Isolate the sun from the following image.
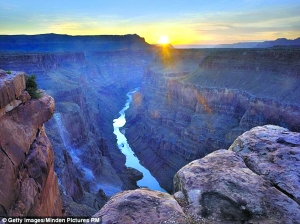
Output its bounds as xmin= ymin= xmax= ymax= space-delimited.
xmin=158 ymin=35 xmax=170 ymax=45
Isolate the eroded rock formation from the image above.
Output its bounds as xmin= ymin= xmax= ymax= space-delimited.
xmin=89 ymin=188 xmax=189 ymax=224
xmin=126 ymin=48 xmax=300 ymax=191
xmin=174 ymin=150 xmax=300 ymax=223
xmin=229 ymin=125 xmax=300 ymax=206
xmin=0 ymin=70 xmax=62 ymax=216
xmin=91 ymin=125 xmax=300 ymax=223
xmin=0 ymin=34 xmax=156 ymax=215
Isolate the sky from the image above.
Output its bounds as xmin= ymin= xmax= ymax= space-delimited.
xmin=0 ymin=0 xmax=299 ymax=46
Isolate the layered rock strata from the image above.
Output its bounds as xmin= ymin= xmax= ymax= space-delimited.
xmin=0 ymin=36 xmax=155 ymax=215
xmin=92 ymin=125 xmax=300 ymax=223
xmin=0 ymin=70 xmax=62 ymax=216
xmin=126 ymin=48 xmax=300 ymax=191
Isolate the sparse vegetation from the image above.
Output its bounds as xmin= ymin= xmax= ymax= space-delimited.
xmin=6 ymin=70 xmax=11 ymax=74
xmin=26 ymin=75 xmax=41 ymax=99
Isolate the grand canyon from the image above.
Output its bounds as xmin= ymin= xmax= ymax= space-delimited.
xmin=0 ymin=34 xmax=300 ymax=223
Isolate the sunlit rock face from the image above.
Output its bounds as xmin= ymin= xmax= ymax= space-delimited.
xmin=0 ymin=71 xmax=62 ymax=216
xmin=125 ymin=48 xmax=300 ymax=191
xmin=0 ymin=34 xmax=156 ymax=215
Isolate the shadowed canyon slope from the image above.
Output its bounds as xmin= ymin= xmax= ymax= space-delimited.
xmin=1 ymin=34 xmax=300 ymax=218
xmin=91 ymin=125 xmax=300 ymax=223
xmin=125 ymin=47 xmax=300 ymax=191
xmin=0 ymin=34 xmax=156 ymax=215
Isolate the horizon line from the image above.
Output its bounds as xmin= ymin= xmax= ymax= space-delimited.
xmin=1 ymin=33 xmax=299 ymax=49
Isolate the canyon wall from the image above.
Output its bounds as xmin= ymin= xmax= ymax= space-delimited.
xmin=2 ymin=34 xmax=299 ymax=217
xmin=90 ymin=125 xmax=300 ymax=223
xmin=0 ymin=34 xmax=155 ymax=215
xmin=0 ymin=70 xmax=62 ymax=216
xmin=125 ymin=48 xmax=300 ymax=191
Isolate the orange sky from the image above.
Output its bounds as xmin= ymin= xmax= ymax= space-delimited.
xmin=0 ymin=0 xmax=299 ymax=46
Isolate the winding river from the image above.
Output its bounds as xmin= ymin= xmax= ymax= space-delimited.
xmin=113 ymin=89 xmax=165 ymax=192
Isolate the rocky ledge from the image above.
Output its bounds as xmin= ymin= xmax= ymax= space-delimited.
xmin=0 ymin=70 xmax=62 ymax=216
xmin=91 ymin=125 xmax=300 ymax=223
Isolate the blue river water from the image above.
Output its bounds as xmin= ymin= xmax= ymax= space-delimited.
xmin=113 ymin=89 xmax=165 ymax=192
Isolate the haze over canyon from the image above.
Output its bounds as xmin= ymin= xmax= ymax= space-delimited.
xmin=0 ymin=34 xmax=300 ymax=223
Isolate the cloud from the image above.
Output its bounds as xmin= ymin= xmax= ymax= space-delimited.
xmin=0 ymin=1 xmax=299 ymax=44
xmin=0 ymin=2 xmax=19 ymax=10
xmin=180 ymin=5 xmax=300 ymax=43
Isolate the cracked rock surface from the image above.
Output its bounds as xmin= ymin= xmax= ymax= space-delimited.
xmin=174 ymin=149 xmax=300 ymax=223
xmin=90 ymin=125 xmax=300 ymax=223
xmin=229 ymin=125 xmax=300 ymax=207
xmin=89 ymin=188 xmax=188 ymax=224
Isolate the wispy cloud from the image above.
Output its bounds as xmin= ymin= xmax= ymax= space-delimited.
xmin=0 ymin=1 xmax=299 ymax=44
xmin=177 ymin=5 xmax=300 ymax=43
xmin=0 ymin=2 xmax=19 ymax=10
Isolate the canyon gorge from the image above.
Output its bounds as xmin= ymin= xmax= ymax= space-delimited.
xmin=0 ymin=34 xmax=300 ymax=222
xmin=125 ymin=47 xmax=300 ymax=191
xmin=0 ymin=34 xmax=156 ymax=216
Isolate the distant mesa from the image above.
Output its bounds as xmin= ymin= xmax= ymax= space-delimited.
xmin=0 ymin=33 xmax=151 ymax=52
xmin=153 ymin=43 xmax=174 ymax=49
xmin=216 ymin=37 xmax=300 ymax=48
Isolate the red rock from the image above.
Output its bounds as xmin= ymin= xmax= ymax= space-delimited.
xmin=10 ymin=127 xmax=62 ymax=216
xmin=0 ymin=73 xmax=62 ymax=217
xmin=0 ymin=93 xmax=55 ymax=166
xmin=0 ymin=70 xmax=26 ymax=109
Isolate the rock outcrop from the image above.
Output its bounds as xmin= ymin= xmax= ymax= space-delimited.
xmin=229 ymin=125 xmax=300 ymax=206
xmin=126 ymin=48 xmax=300 ymax=191
xmin=92 ymin=125 xmax=300 ymax=223
xmin=0 ymin=70 xmax=62 ymax=216
xmin=0 ymin=34 xmax=155 ymax=215
xmin=89 ymin=188 xmax=189 ymax=224
xmin=174 ymin=148 xmax=300 ymax=223
xmin=2 ymin=35 xmax=300 ymax=217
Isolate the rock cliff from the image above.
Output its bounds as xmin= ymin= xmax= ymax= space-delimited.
xmin=91 ymin=125 xmax=300 ymax=223
xmin=2 ymin=35 xmax=299 ymax=217
xmin=0 ymin=70 xmax=62 ymax=216
xmin=0 ymin=34 xmax=156 ymax=215
xmin=125 ymin=47 xmax=300 ymax=191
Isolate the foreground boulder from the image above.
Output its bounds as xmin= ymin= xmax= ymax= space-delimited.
xmin=229 ymin=125 xmax=300 ymax=205
xmin=90 ymin=125 xmax=299 ymax=223
xmin=174 ymin=125 xmax=300 ymax=223
xmin=89 ymin=188 xmax=189 ymax=223
xmin=174 ymin=149 xmax=300 ymax=223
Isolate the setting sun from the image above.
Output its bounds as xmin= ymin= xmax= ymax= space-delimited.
xmin=158 ymin=35 xmax=169 ymax=45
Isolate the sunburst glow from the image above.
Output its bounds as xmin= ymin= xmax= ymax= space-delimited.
xmin=158 ymin=35 xmax=170 ymax=45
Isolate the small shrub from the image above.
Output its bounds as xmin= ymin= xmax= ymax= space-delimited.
xmin=26 ymin=75 xmax=41 ymax=99
xmin=6 ymin=70 xmax=11 ymax=74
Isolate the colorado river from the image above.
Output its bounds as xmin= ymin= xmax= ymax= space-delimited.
xmin=113 ymin=89 xmax=165 ymax=192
